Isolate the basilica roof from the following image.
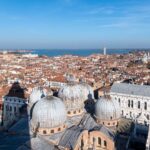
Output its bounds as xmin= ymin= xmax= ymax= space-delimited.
xmin=29 ymin=87 xmax=45 ymax=104
xmin=59 ymin=113 xmax=115 ymax=149
xmin=95 ymin=97 xmax=121 ymax=120
xmin=58 ymin=82 xmax=94 ymax=101
xmin=58 ymin=83 xmax=84 ymax=101
xmin=79 ymin=114 xmax=115 ymax=141
xmin=17 ymin=137 xmax=56 ymax=150
xmin=58 ymin=126 xmax=84 ymax=149
xmin=31 ymin=96 xmax=67 ymax=128
xmin=58 ymin=82 xmax=94 ymax=113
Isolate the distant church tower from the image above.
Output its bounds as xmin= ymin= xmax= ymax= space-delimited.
xmin=103 ymin=47 xmax=107 ymax=55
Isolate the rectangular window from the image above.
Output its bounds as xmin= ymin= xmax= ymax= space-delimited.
xmin=131 ymin=100 xmax=133 ymax=108
xmin=138 ymin=101 xmax=140 ymax=109
xmin=128 ymin=100 xmax=130 ymax=107
xmin=14 ymin=107 xmax=16 ymax=112
xmin=144 ymin=102 xmax=147 ymax=110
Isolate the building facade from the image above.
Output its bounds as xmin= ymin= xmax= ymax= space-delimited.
xmin=110 ymin=83 xmax=150 ymax=124
xmin=2 ymin=96 xmax=26 ymax=128
xmin=0 ymin=82 xmax=27 ymax=128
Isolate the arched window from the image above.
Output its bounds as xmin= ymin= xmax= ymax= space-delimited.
xmin=128 ymin=100 xmax=130 ymax=107
xmin=144 ymin=102 xmax=147 ymax=110
xmin=58 ymin=128 xmax=61 ymax=131
xmin=104 ymin=140 xmax=107 ymax=147
xmin=110 ymin=116 xmax=112 ymax=120
xmin=147 ymin=115 xmax=149 ymax=120
xmin=74 ymin=111 xmax=76 ymax=114
xmin=98 ymin=137 xmax=101 ymax=146
xmin=138 ymin=101 xmax=140 ymax=109
xmin=43 ymin=130 xmax=47 ymax=134
xmin=118 ymin=98 xmax=120 ymax=103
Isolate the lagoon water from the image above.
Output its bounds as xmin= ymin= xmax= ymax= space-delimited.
xmin=30 ymin=49 xmax=138 ymax=57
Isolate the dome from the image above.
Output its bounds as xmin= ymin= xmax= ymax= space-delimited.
xmin=29 ymin=87 xmax=45 ymax=104
xmin=58 ymin=82 xmax=94 ymax=115
xmin=79 ymin=82 xmax=94 ymax=100
xmin=31 ymin=96 xmax=67 ymax=129
xmin=95 ymin=97 xmax=120 ymax=120
xmin=58 ymin=83 xmax=83 ymax=109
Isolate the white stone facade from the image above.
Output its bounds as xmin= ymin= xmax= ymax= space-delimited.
xmin=45 ymin=81 xmax=66 ymax=88
xmin=110 ymin=93 xmax=150 ymax=120
xmin=2 ymin=96 xmax=26 ymax=128
xmin=110 ymin=83 xmax=150 ymax=124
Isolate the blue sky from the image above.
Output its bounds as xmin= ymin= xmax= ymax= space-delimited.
xmin=0 ymin=0 xmax=150 ymax=49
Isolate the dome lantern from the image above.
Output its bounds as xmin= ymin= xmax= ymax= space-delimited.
xmin=29 ymin=87 xmax=45 ymax=106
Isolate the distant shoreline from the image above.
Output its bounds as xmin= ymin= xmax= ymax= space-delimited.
xmin=0 ymin=48 xmax=150 ymax=51
xmin=0 ymin=49 xmax=150 ymax=57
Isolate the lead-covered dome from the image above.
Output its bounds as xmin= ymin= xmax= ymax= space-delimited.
xmin=29 ymin=87 xmax=45 ymax=105
xmin=95 ymin=97 xmax=120 ymax=127
xmin=31 ymin=96 xmax=67 ymax=135
xmin=79 ymin=82 xmax=94 ymax=100
xmin=58 ymin=82 xmax=94 ymax=116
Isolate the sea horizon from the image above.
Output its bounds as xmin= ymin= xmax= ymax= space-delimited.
xmin=0 ymin=48 xmax=150 ymax=57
